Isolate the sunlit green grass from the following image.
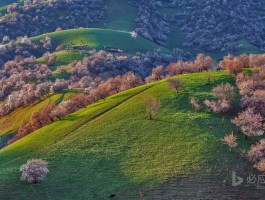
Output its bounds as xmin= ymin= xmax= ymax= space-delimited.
xmin=31 ymin=28 xmax=170 ymax=55
xmin=0 ymin=71 xmax=262 ymax=199
xmin=36 ymin=50 xmax=89 ymax=71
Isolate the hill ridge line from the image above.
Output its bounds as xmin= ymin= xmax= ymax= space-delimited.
xmin=29 ymin=28 xmax=132 ymax=39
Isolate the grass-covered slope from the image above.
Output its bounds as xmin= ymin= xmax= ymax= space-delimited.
xmin=31 ymin=28 xmax=170 ymax=54
xmin=0 ymin=71 xmax=264 ymax=199
xmin=36 ymin=50 xmax=88 ymax=71
xmin=32 ymin=28 xmax=170 ymax=71
xmin=0 ymin=91 xmax=77 ymax=148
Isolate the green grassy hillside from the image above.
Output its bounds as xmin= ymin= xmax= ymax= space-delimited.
xmin=31 ymin=28 xmax=170 ymax=54
xmin=36 ymin=50 xmax=89 ymax=77
xmin=0 ymin=71 xmax=264 ymax=199
xmin=31 ymin=28 xmax=170 ymax=70
xmin=31 ymin=28 xmax=171 ymax=72
xmin=36 ymin=50 xmax=88 ymax=71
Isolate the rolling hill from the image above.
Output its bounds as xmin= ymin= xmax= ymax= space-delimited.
xmin=31 ymin=28 xmax=170 ymax=54
xmin=0 ymin=71 xmax=263 ymax=199
xmin=1 ymin=1 xmax=265 ymax=199
xmin=32 ymin=28 xmax=171 ymax=72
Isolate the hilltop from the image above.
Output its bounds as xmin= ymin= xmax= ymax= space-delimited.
xmin=0 ymin=71 xmax=264 ymax=199
xmin=31 ymin=28 xmax=170 ymax=72
xmin=31 ymin=28 xmax=169 ymax=54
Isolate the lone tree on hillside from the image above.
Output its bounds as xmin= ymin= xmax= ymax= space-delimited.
xmin=168 ymin=77 xmax=183 ymax=93
xmin=20 ymin=159 xmax=49 ymax=184
xmin=145 ymin=97 xmax=161 ymax=120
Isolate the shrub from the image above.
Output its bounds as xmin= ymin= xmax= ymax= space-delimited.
xmin=212 ymin=83 xmax=236 ymax=102
xmin=222 ymin=132 xmax=238 ymax=148
xmin=204 ymin=99 xmax=231 ymax=113
xmin=20 ymin=159 xmax=49 ymax=184
xmin=190 ymin=97 xmax=201 ymax=111
xmin=204 ymin=83 xmax=236 ymax=113
xmin=232 ymin=108 xmax=264 ymax=137
xmin=254 ymin=159 xmax=265 ymax=172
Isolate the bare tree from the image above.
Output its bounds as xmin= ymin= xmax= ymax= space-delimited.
xmin=168 ymin=77 xmax=183 ymax=93
xmin=145 ymin=97 xmax=161 ymax=120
